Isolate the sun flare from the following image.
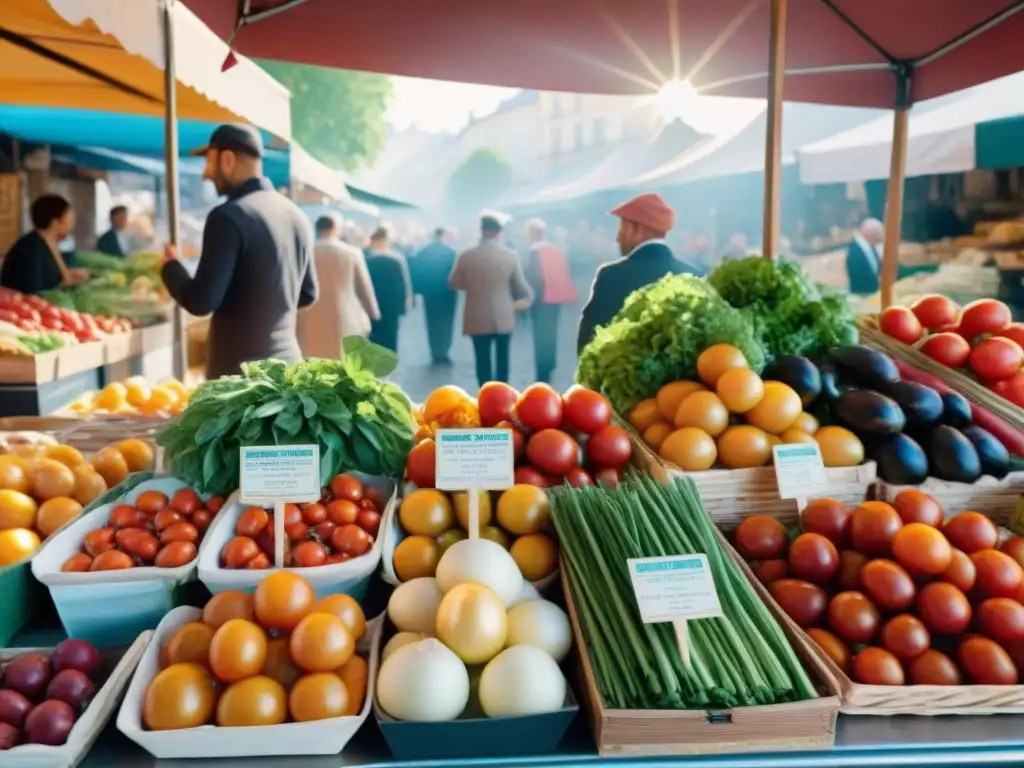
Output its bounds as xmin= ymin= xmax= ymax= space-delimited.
xmin=656 ymin=79 xmax=701 ymax=121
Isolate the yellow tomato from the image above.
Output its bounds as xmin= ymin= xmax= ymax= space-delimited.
xmin=627 ymin=399 xmax=663 ymax=432
xmin=399 ymin=489 xmax=454 ymax=536
xmin=659 ymin=428 xmax=717 ymax=471
xmin=655 ymin=381 xmax=706 ymax=422
xmin=496 ymin=484 xmax=549 ymax=535
xmin=673 ymin=391 xmax=730 ymax=437
xmin=716 ymin=425 xmax=773 ymax=469
xmin=510 ymin=533 xmax=559 ymax=581
xmin=744 ymin=381 xmax=803 ymax=435
xmin=0 ymin=489 xmax=37 ymax=530
xmin=697 ymin=345 xmax=749 ymax=387
xmin=0 ymin=528 xmax=40 ymax=565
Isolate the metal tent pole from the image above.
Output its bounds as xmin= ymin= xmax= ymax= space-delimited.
xmin=761 ymin=0 xmax=788 ymax=259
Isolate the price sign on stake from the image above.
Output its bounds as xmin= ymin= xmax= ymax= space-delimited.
xmin=772 ymin=442 xmax=829 ymax=511
xmin=435 ymin=429 xmax=516 ymax=538
xmin=240 ymin=445 xmax=321 ymax=568
xmin=628 ymin=554 xmax=723 ymax=672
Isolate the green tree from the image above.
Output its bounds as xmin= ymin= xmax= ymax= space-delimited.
xmin=258 ymin=61 xmax=392 ymax=171
xmin=444 ymin=147 xmax=514 ymax=213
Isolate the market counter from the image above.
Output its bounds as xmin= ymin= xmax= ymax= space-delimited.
xmin=80 ymin=715 xmax=1024 ymax=767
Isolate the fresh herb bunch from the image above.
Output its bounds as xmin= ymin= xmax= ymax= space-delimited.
xmin=576 ymin=274 xmax=764 ymax=414
xmin=158 ymin=338 xmax=417 ymax=494
xmin=708 ymin=256 xmax=858 ymax=364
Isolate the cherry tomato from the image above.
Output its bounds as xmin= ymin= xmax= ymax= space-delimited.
xmin=976 ymin=597 xmax=1024 ymax=644
xmin=254 ymin=571 xmax=315 ymax=632
xmin=735 ymin=515 xmax=788 ymax=560
xmin=236 ymin=507 xmax=269 ymax=538
xmin=61 ymin=553 xmax=93 ymax=572
xmin=859 ymin=559 xmax=916 ymax=612
xmin=958 ymin=298 xmax=1012 ymax=343
xmin=356 ymin=509 xmax=381 ymax=537
xmin=108 ymin=504 xmax=142 ymax=529
xmin=115 ymin=527 xmax=160 ymax=562
xmin=206 ymin=495 xmax=226 ymax=514
xmin=769 ymin=579 xmax=827 ymax=627
xmin=594 ymin=467 xmax=622 ymax=488
xmin=957 ymin=636 xmax=1018 ymax=685
xmin=943 ymin=513 xmax=997 ymax=554
xmin=331 ymin=524 xmax=373 ymax=557
xmin=83 ymin=527 xmax=116 ymax=557
xmin=91 ymin=550 xmax=134 ymax=570
xmin=170 ymin=488 xmax=202 ymax=516
xmin=358 ymin=498 xmax=378 ymax=511
xmin=246 ymin=553 xmax=272 ymax=569
xmin=908 ymin=649 xmax=962 ymax=685
xmin=515 ymin=383 xmax=563 ymax=431
xmin=326 ymin=499 xmax=359 ymax=526
xmin=806 ymin=628 xmax=851 ymax=673
xmin=920 ymin=332 xmax=971 ymax=369
xmin=155 ymin=541 xmax=197 ymax=568
xmin=160 ymin=521 xmax=199 ymax=545
xmin=788 ymin=533 xmax=839 ymax=584
xmin=753 ymin=559 xmax=789 ymax=586
xmin=282 ymin=503 xmax=308 ymax=540
xmin=154 ymin=509 xmax=185 ymax=532
xmin=292 ymin=540 xmax=328 ymax=568
xmin=971 ymin=549 xmax=1024 ymax=598
xmin=526 ymin=429 xmax=579 ymax=475
xmin=202 ymin=590 xmax=255 ymax=629
xmin=209 ymin=619 xmax=268 ymax=683
xmin=325 ymin=553 xmax=351 ymax=565
xmin=891 ymin=523 xmax=952 ymax=576
xmin=1002 ymin=536 xmax=1024 ymax=568
xmin=853 ymin=647 xmax=905 ymax=685
xmin=799 ymin=498 xmax=852 ymax=547
xmin=992 ymin=369 xmax=1024 ymax=408
xmin=891 ymin=490 xmax=943 ymax=527
xmin=995 ymin=322 xmax=1024 ymax=349
xmin=880 ymin=306 xmax=924 ymax=345
xmin=561 ymin=387 xmax=612 ymax=435
xmin=496 ymin=420 xmax=526 ymax=460
xmin=850 ymin=502 xmax=903 ymax=556
xmin=938 ymin=547 xmax=976 ymax=593
xmin=301 ymin=502 xmax=327 ymax=526
xmin=586 ymin=425 xmax=632 ymax=469
xmin=880 ymin=614 xmax=930 ymax=661
xmin=405 ymin=439 xmax=436 ymax=488
xmin=222 ymin=536 xmax=261 ymax=568
xmin=917 ymin=582 xmax=972 ymax=634
xmin=912 ymin=295 xmax=960 ymax=330
xmin=135 ymin=490 xmax=169 ymax=516
xmin=838 ymin=550 xmax=867 ymax=590
xmin=564 ymin=467 xmax=593 ymax=488
xmin=828 ymin=592 xmax=881 ymax=645
xmin=514 ymin=465 xmax=552 ymax=487
xmin=329 ymin=474 xmax=364 ymax=502
xmin=192 ymin=509 xmax=212 ymax=532
xmin=969 ymin=336 xmax=1023 ymax=383
xmin=312 ymin=521 xmax=337 ymax=543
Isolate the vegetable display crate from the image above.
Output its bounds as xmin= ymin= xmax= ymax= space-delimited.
xmin=0 ymin=342 xmax=105 ymax=386
xmin=3 ymin=633 xmax=150 ymax=768
xmin=116 ymin=606 xmax=380 ymax=759
xmin=876 ymin=473 xmax=1024 ymax=522
xmin=716 ymin=501 xmax=1024 ymax=716
xmin=560 ymin=561 xmax=841 ymax=757
xmin=0 ymin=369 xmax=103 ymax=418
xmin=0 ymin=472 xmax=154 ymax=647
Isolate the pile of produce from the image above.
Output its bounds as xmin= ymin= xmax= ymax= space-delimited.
xmin=549 ymin=475 xmax=818 ymax=708
xmin=393 ymin=485 xmax=558 ymax=584
xmin=220 ymin=473 xmax=382 ymax=569
xmin=0 ymin=287 xmax=132 ymax=350
xmin=629 ymin=344 xmax=855 ymax=470
xmin=66 ymin=377 xmax=192 ymax=417
xmin=377 ymin=548 xmax=570 ymax=721
xmin=41 ymin=252 xmax=166 ymax=327
xmin=0 ymin=437 xmax=156 ymax=566
xmin=143 ymin=574 xmax=369 ymax=729
xmin=160 ymin=340 xmax=417 ymax=495
xmin=738 ymin=491 xmax=1023 ymax=685
xmin=60 ymin=487 xmax=223 ymax=573
xmin=408 ymin=383 xmax=632 ymax=490
xmin=880 ymin=296 xmax=1024 ymax=408
xmin=71 ymin=252 xmax=162 ymax=286
xmin=0 ymin=639 xmax=104 ymax=749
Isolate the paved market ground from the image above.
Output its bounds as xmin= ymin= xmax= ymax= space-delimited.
xmin=391 ymin=278 xmax=589 ymax=402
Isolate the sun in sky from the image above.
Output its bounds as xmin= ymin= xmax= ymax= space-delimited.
xmin=387 ymin=76 xmax=519 ymax=132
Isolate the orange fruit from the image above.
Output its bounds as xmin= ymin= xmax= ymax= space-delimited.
xmin=124 ymin=377 xmax=152 ymax=408
xmin=261 ymin=637 xmax=302 ymax=690
xmin=143 ymin=663 xmax=216 ymax=731
xmin=71 ymin=465 xmax=107 ymax=506
xmin=216 ymin=676 xmax=287 ymax=727
xmin=509 ymin=533 xmax=559 ymax=581
xmin=659 ymin=428 xmax=717 ymax=471
xmin=290 ymin=613 xmax=355 ymax=672
xmin=655 ymin=381 xmax=706 ymax=422
xmin=744 ymin=381 xmax=803 ymax=435
xmin=162 ymin=621 xmax=215 ymax=669
xmin=716 ymin=425 xmax=773 ymax=469
xmin=0 ymin=489 xmax=37 ymax=530
xmin=254 ymin=571 xmax=315 ymax=632
xmin=0 ymin=528 xmax=40 ymax=565
xmin=43 ymin=444 xmax=85 ymax=470
xmin=288 ymin=672 xmax=349 ymax=722
xmin=496 ymin=484 xmax=549 ymax=535
xmin=161 ymin=379 xmax=188 ymax=399
xmin=716 ymin=368 xmax=765 ymax=414
xmin=29 ymin=459 xmax=76 ymax=500
xmin=697 ymin=345 xmax=749 ymax=387
xmin=642 ymin=422 xmax=674 ymax=451
xmin=209 ymin=619 xmax=268 ymax=683
xmin=148 ymin=386 xmax=180 ymax=412
xmin=114 ymin=439 xmax=155 ymax=473
xmin=393 ymin=535 xmax=441 ymax=581
xmin=94 ymin=382 xmax=128 ymax=412
xmin=203 ymin=590 xmax=256 ymax=629
xmin=673 ymin=391 xmax=730 ymax=436
xmin=780 ymin=428 xmax=816 ymax=446
xmin=312 ymin=594 xmax=367 ymax=641
xmin=423 ymin=385 xmax=472 ymax=423
xmin=0 ymin=456 xmax=30 ymax=494
xmin=35 ymin=497 xmax=83 ymax=538
xmin=627 ymin=399 xmax=663 ymax=432
xmin=399 ymin=489 xmax=454 ymax=536
xmin=91 ymin=447 xmax=130 ymax=488
xmin=336 ymin=655 xmax=368 ymax=715
xmin=795 ymin=412 xmax=820 ymax=434
xmin=815 ymin=426 xmax=865 ymax=468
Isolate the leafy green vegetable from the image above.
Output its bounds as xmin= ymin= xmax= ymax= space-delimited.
xmin=158 ymin=338 xmax=417 ymax=494
xmin=18 ymin=333 xmax=64 ymax=353
xmin=708 ymin=256 xmax=858 ymax=365
xmin=576 ymin=274 xmax=764 ymax=414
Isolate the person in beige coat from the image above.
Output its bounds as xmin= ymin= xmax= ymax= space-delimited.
xmin=449 ymin=213 xmax=533 ymax=385
xmin=301 ymin=214 xmax=380 ymax=359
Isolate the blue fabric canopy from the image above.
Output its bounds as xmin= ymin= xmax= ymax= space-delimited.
xmin=51 ymin=146 xmax=205 ymax=177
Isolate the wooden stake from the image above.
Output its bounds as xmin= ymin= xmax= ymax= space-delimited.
xmin=761 ymin=0 xmax=788 ymax=260
xmin=273 ymin=499 xmax=285 ymax=568
xmin=880 ymin=105 xmax=910 ymax=309
xmin=467 ymin=487 xmax=480 ymax=539
xmin=673 ymin=619 xmax=692 ymax=672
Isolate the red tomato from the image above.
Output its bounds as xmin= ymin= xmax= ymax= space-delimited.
xmin=860 ymin=559 xmax=916 ymax=612
xmin=917 ymin=582 xmax=972 ymax=634
xmin=919 ymin=332 xmax=972 ymax=369
xmin=838 ymin=550 xmax=867 ymax=590
xmin=891 ymin=523 xmax=952 ymax=576
xmin=495 ymin=421 xmax=525 ymax=460
xmin=586 ymin=425 xmax=632 ymax=469
xmin=514 ymin=465 xmax=551 ymax=487
xmin=880 ymin=614 xmax=930 ymax=661
xmin=943 ymin=512 xmax=998 ymax=554
xmin=969 ymin=336 xmax=1023 ymax=383
xmin=593 ymin=467 xmax=621 ymax=488
xmin=992 ymin=369 xmax=1024 ymax=407
xmin=329 ymin=474 xmax=364 ymax=503
xmin=938 ymin=548 xmax=976 ymax=593
xmin=806 ymin=628 xmax=851 ymax=673
xmin=976 ymin=598 xmax=1024 ymax=644
xmin=769 ymin=579 xmax=827 ymax=627
xmin=753 ymin=559 xmax=789 ymax=586
xmin=356 ymin=508 xmax=381 ymax=537
xmin=959 ymin=298 xmax=1012 ymax=343
xmin=292 ymin=540 xmax=327 ymax=568
xmin=787 ymin=533 xmax=839 ymax=584
xmin=880 ymin=306 xmax=924 ymax=345
xmin=911 ymin=295 xmax=960 ymax=330
xmin=970 ymin=549 xmax=1024 ymax=598
xmin=828 ymin=592 xmax=881 ymax=645
xmin=514 ymin=383 xmax=563 ymax=431
xmin=735 ymin=515 xmax=788 ymax=560
xmin=326 ymin=499 xmax=359 ymax=526
xmin=995 ymin=322 xmax=1024 ymax=349
xmin=564 ymin=467 xmax=593 ymax=487
xmin=1001 ymin=536 xmax=1024 ymax=568
xmin=891 ymin=489 xmax=943 ymax=527
xmin=853 ymin=647 xmax=905 ymax=685
xmin=477 ymin=382 xmax=519 ymax=427
xmin=331 ymin=524 xmax=373 ymax=557
xmin=525 ymin=429 xmax=580 ymax=475
xmin=908 ymin=649 xmax=962 ymax=685
xmin=850 ymin=502 xmax=903 ymax=556
xmin=957 ymin=636 xmax=1018 ymax=685
xmin=561 ymin=387 xmax=612 ymax=435
xmin=799 ymin=498 xmax=852 ymax=547
xmin=300 ymin=503 xmax=327 ymax=527
xmin=405 ymin=439 xmax=436 ymax=489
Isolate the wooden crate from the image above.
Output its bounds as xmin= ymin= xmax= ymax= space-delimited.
xmin=0 ymin=341 xmax=105 ymax=385
xmin=876 ymin=473 xmax=1024 ymax=524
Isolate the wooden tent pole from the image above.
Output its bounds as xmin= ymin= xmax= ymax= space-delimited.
xmin=880 ymin=66 xmax=912 ymax=309
xmin=761 ymin=0 xmax=787 ymax=260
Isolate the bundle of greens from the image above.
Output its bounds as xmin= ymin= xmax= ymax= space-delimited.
xmin=74 ymin=251 xmax=162 ymax=283
xmin=549 ymin=474 xmax=818 ymax=710
xmin=41 ymin=276 xmax=164 ymax=326
xmin=576 ymin=274 xmax=764 ymax=414
xmin=708 ymin=256 xmax=858 ymax=365
xmin=158 ymin=338 xmax=417 ymax=495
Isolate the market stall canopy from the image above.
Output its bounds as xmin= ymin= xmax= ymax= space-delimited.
xmin=289 ymin=144 xmax=354 ymax=205
xmin=181 ymin=0 xmax=1024 ymax=107
xmin=797 ymin=72 xmax=1024 ymax=184
xmin=51 ymin=146 xmax=205 ymax=177
xmin=3 ymin=0 xmax=290 ymax=140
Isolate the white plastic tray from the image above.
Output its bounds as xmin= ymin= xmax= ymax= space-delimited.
xmin=3 ymin=633 xmax=150 ymax=768
xmin=116 ymin=606 xmax=382 ymax=758
xmin=197 ymin=473 xmax=395 ymax=600
xmin=30 ymin=477 xmax=227 ymax=645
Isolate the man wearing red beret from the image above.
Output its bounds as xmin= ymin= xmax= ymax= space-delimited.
xmin=577 ymin=192 xmax=702 ymax=352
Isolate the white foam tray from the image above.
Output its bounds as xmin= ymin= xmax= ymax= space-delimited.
xmin=2 ymin=632 xmax=151 ymax=768
xmin=116 ymin=606 xmax=381 ymax=758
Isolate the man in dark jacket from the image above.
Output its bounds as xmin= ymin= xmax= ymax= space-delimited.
xmin=96 ymin=205 xmax=129 ymax=257
xmin=365 ymin=226 xmax=412 ymax=354
xmin=160 ymin=124 xmax=317 ymax=379
xmin=413 ymin=227 xmax=457 ymax=364
xmin=577 ymin=193 xmax=698 ymax=353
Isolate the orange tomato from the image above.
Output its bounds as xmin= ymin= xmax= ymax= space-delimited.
xmin=288 ymin=672 xmax=349 ymax=722
xmin=61 ymin=552 xmax=93 ymax=572
xmin=336 ymin=655 xmax=368 ymax=715
xmin=91 ymin=550 xmax=134 ymax=570
xmin=91 ymin=448 xmax=129 ymax=489
xmin=114 ymin=439 xmax=155 ymax=473
xmin=290 ymin=613 xmax=355 ymax=672
xmin=36 ymin=497 xmax=83 ymax=538
xmin=115 ymin=527 xmax=160 ymax=562
xmin=162 ymin=622 xmax=215 ymax=669
xmin=254 ymin=571 xmax=315 ymax=632
xmin=135 ymin=490 xmax=169 ymax=515
xmin=222 ymin=536 xmax=260 ymax=568
xmin=209 ymin=619 xmax=268 ymax=683
xmin=170 ymin=488 xmax=202 ymax=516
xmin=143 ymin=663 xmax=216 ymax=730
xmin=109 ymin=504 xmax=144 ymax=529
xmin=236 ymin=507 xmax=269 ymax=538
xmin=0 ymin=488 xmax=38 ymax=530
xmin=160 ymin=521 xmax=199 ymax=545
xmin=216 ymin=676 xmax=287 ymax=727
xmin=71 ymin=465 xmax=107 ymax=506
xmin=0 ymin=528 xmax=40 ymax=566
xmin=202 ymin=590 xmax=255 ymax=629
xmin=292 ymin=540 xmax=327 ymax=568
xmin=261 ymin=637 xmax=302 ymax=690
xmin=43 ymin=444 xmax=85 ymax=470
xmin=155 ymin=541 xmax=197 ymax=568
xmin=313 ymin=594 xmax=366 ymax=641
xmin=29 ymin=459 xmax=76 ymax=500
xmin=0 ymin=455 xmax=31 ymax=494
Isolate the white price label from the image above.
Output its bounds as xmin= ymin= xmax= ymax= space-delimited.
xmin=627 ymin=554 xmax=723 ymax=623
xmin=435 ymin=429 xmax=516 ymax=490
xmin=772 ymin=442 xmax=829 ymax=501
xmin=239 ymin=445 xmax=321 ymax=504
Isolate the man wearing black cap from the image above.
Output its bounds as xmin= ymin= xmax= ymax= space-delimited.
xmin=160 ymin=123 xmax=318 ymax=379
